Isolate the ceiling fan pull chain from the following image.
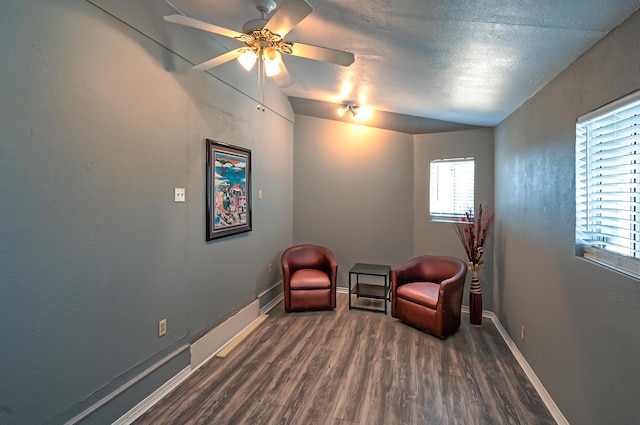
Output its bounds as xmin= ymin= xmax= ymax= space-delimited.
xmin=261 ymin=53 xmax=265 ymax=111
xmin=257 ymin=52 xmax=265 ymax=112
xmin=256 ymin=55 xmax=261 ymax=110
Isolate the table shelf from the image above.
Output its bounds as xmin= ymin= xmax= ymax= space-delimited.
xmin=352 ymin=283 xmax=387 ymax=299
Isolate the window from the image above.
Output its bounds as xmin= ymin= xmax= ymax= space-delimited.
xmin=430 ymin=158 xmax=474 ymax=222
xmin=576 ymin=90 xmax=640 ymax=279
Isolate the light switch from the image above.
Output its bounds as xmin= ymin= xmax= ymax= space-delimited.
xmin=258 ymin=189 xmax=263 ymax=200
xmin=174 ymin=188 xmax=185 ymax=203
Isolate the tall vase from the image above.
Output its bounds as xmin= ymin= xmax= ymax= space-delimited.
xmin=469 ymin=262 xmax=482 ymax=326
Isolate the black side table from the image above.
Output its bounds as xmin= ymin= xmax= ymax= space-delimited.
xmin=348 ymin=263 xmax=391 ymax=314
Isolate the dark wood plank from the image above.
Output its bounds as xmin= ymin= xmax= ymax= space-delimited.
xmin=134 ymin=293 xmax=557 ymax=425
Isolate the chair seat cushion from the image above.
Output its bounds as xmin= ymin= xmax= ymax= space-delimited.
xmin=290 ymin=269 xmax=331 ymax=290
xmin=396 ymin=282 xmax=439 ymax=309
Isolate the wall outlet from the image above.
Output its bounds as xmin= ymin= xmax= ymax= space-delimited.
xmin=174 ymin=188 xmax=185 ymax=203
xmin=268 ymin=263 xmax=272 ymax=273
xmin=159 ymin=319 xmax=167 ymax=337
xmin=520 ymin=325 xmax=525 ymax=341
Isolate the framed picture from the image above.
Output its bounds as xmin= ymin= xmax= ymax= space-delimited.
xmin=206 ymin=139 xmax=252 ymax=241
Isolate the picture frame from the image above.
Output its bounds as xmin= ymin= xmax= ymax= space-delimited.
xmin=206 ymin=139 xmax=252 ymax=241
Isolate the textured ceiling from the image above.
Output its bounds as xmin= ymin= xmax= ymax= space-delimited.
xmin=96 ymin=0 xmax=640 ymax=133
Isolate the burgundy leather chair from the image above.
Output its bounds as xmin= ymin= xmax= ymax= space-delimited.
xmin=281 ymin=244 xmax=338 ymax=312
xmin=391 ymin=255 xmax=467 ymax=338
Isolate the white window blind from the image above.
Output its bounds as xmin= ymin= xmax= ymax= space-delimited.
xmin=576 ymin=90 xmax=640 ymax=279
xmin=430 ymin=158 xmax=474 ymax=222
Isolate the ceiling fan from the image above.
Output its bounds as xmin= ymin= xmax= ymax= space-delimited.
xmin=164 ymin=0 xmax=355 ymax=88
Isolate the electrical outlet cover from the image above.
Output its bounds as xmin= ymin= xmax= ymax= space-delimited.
xmin=174 ymin=188 xmax=185 ymax=203
xmin=159 ymin=319 xmax=167 ymax=336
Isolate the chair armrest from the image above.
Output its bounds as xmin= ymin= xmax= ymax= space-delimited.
xmin=438 ymin=270 xmax=466 ymax=297
xmin=319 ymin=251 xmax=339 ymax=288
xmin=437 ymin=263 xmax=467 ymax=314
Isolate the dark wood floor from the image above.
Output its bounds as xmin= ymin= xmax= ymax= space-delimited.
xmin=134 ymin=294 xmax=555 ymax=425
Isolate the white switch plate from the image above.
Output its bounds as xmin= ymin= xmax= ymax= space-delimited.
xmin=174 ymin=188 xmax=185 ymax=203
xmin=258 ymin=189 xmax=263 ymax=199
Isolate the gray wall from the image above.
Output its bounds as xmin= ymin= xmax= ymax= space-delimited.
xmin=413 ymin=128 xmax=495 ymax=309
xmin=495 ymin=9 xmax=640 ymax=425
xmin=293 ymin=115 xmax=414 ymax=285
xmin=5 ymin=1 xmax=640 ymax=424
xmin=0 ymin=1 xmax=293 ymax=424
xmin=292 ymin=117 xmax=494 ymax=304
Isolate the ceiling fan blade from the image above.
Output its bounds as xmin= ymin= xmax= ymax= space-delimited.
xmin=272 ymin=61 xmax=294 ymax=88
xmin=289 ymin=42 xmax=355 ymax=67
xmin=265 ymin=0 xmax=313 ymax=37
xmin=193 ymin=49 xmax=245 ymax=71
xmin=164 ymin=14 xmax=244 ymax=39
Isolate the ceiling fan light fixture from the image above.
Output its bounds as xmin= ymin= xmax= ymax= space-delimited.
xmin=264 ymin=58 xmax=282 ymax=77
xmin=163 ymin=0 xmax=354 ymax=111
xmin=263 ymin=46 xmax=282 ymax=77
xmin=238 ymin=50 xmax=258 ymax=71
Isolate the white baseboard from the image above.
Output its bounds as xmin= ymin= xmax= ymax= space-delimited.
xmin=215 ymin=314 xmax=269 ymax=358
xmin=111 ymin=366 xmax=191 ymax=425
xmin=190 ymin=299 xmax=260 ymax=370
xmin=114 ymin=297 xmax=267 ymax=425
xmin=64 ymin=345 xmax=189 ymax=425
xmin=260 ymin=280 xmax=284 ymax=314
xmin=461 ymin=304 xmax=488 ymax=316
xmin=480 ymin=309 xmax=570 ymax=425
xmin=261 ymin=292 xmax=283 ymax=314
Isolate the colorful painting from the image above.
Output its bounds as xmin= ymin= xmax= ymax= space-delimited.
xmin=206 ymin=139 xmax=252 ymax=240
